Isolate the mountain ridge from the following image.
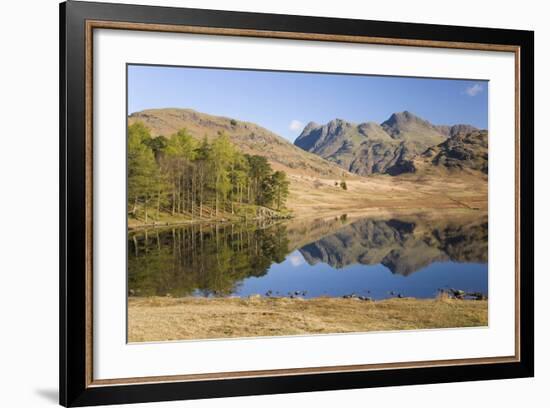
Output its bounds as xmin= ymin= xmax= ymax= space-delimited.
xmin=129 ymin=108 xmax=487 ymax=179
xmin=294 ymin=111 xmax=484 ymax=176
xmin=128 ymin=108 xmax=348 ymax=178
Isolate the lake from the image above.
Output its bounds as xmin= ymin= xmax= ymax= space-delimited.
xmin=128 ymin=214 xmax=488 ymax=300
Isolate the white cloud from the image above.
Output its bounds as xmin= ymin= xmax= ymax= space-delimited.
xmin=289 ymin=119 xmax=304 ymax=132
xmin=464 ymin=83 xmax=484 ymax=97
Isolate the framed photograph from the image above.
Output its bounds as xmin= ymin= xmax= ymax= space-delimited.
xmin=60 ymin=1 xmax=534 ymax=406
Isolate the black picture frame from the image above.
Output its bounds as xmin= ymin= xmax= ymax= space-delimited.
xmin=60 ymin=1 xmax=534 ymax=406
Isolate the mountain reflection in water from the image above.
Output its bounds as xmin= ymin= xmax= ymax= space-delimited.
xmin=128 ymin=214 xmax=488 ymax=300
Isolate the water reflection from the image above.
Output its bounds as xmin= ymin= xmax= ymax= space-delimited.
xmin=298 ymin=217 xmax=487 ymax=275
xmin=128 ymin=214 xmax=488 ymax=299
xmin=128 ymin=222 xmax=289 ymax=297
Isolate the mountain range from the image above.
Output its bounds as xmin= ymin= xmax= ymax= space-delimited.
xmin=294 ymin=111 xmax=486 ymax=176
xmin=422 ymin=129 xmax=488 ymax=174
xmin=129 ymin=108 xmax=487 ymax=178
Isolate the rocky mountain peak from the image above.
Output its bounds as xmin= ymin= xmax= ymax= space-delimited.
xmin=302 ymin=121 xmax=319 ymax=132
xmin=294 ymin=111 xmax=483 ymax=177
xmin=382 ymin=111 xmax=433 ymax=133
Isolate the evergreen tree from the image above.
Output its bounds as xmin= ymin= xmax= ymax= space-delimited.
xmin=164 ymin=128 xmax=197 ymax=215
xmin=246 ymin=155 xmax=272 ymax=206
xmin=270 ymin=171 xmax=290 ymax=210
xmin=127 ymin=122 xmax=160 ymax=222
xmin=127 ymin=122 xmax=291 ymax=223
xmin=210 ymin=132 xmax=234 ymax=215
xmin=195 ymin=136 xmax=211 ymax=218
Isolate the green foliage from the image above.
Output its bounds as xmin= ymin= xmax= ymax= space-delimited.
xmin=127 ymin=121 xmax=290 ymax=223
xmin=166 ymin=128 xmax=197 ymax=159
xmin=145 ymin=135 xmax=168 ymax=162
xmin=269 ymin=171 xmax=290 ymax=210
xmin=128 ymin=123 xmax=161 ymax=222
xmin=246 ymin=154 xmax=272 ymax=206
xmin=211 ymin=132 xmax=234 ymax=214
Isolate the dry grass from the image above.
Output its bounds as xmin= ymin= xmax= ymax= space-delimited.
xmin=285 ymin=170 xmax=487 ymax=219
xmin=128 ymin=296 xmax=488 ymax=342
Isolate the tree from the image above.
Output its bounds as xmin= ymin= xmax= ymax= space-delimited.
xmin=229 ymin=151 xmax=249 ymax=212
xmin=194 ymin=136 xmax=211 ymax=218
xmin=210 ymin=132 xmax=234 ymax=215
xmin=146 ymin=135 xmax=168 ymax=162
xmin=164 ymin=128 xmax=197 ymax=216
xmin=127 ymin=122 xmax=292 ymax=224
xmin=340 ymin=180 xmax=348 ymax=190
xmin=270 ymin=171 xmax=290 ymax=210
xmin=127 ymin=122 xmax=160 ymax=222
xmin=246 ymin=155 xmax=272 ymax=206
xmin=144 ymin=135 xmax=170 ymax=218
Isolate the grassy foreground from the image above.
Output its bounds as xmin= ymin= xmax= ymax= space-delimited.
xmin=128 ymin=296 xmax=488 ymax=342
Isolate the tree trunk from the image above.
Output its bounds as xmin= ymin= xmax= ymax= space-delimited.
xmin=132 ymin=197 xmax=138 ymax=216
xmin=144 ymin=193 xmax=148 ymax=223
xmin=191 ymin=173 xmax=195 ymax=220
xmin=199 ymin=184 xmax=203 ymax=218
xmin=177 ymin=176 xmax=181 ymax=214
xmin=216 ymin=177 xmax=219 ymax=217
xmin=132 ymin=235 xmax=138 ymax=257
xmin=171 ymin=187 xmax=176 ymax=216
xmin=156 ymin=188 xmax=161 ymax=219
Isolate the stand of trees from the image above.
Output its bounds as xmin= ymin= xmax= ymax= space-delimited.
xmin=128 ymin=122 xmax=290 ymax=222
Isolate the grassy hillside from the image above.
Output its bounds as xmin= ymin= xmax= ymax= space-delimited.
xmin=129 ymin=108 xmax=348 ymax=178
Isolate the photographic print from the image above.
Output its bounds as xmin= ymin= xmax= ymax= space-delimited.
xmin=126 ymin=65 xmax=489 ymax=343
xmin=60 ymin=4 xmax=533 ymax=404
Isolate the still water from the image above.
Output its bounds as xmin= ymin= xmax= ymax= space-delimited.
xmin=128 ymin=215 xmax=488 ymax=300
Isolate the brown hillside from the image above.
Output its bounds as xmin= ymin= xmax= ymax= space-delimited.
xmin=128 ymin=108 xmax=348 ymax=178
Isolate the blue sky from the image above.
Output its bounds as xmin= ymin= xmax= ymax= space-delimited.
xmin=128 ymin=64 xmax=488 ymax=142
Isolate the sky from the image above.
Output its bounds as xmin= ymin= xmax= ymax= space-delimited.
xmin=128 ymin=64 xmax=488 ymax=142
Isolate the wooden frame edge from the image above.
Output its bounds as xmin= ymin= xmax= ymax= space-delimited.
xmin=80 ymin=17 xmax=525 ymax=391
xmin=85 ymin=18 xmax=94 ymax=389
xmin=514 ymin=46 xmax=522 ymax=361
xmin=88 ymin=355 xmax=519 ymax=387
xmin=87 ymin=19 xmax=520 ymax=52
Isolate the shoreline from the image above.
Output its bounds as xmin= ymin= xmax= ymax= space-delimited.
xmin=128 ymin=206 xmax=486 ymax=232
xmin=128 ymin=208 xmax=292 ymax=231
xmin=128 ymin=169 xmax=487 ymax=231
xmin=128 ymin=296 xmax=488 ymax=342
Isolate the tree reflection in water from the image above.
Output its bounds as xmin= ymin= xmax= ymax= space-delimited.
xmin=128 ymin=214 xmax=487 ymax=298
